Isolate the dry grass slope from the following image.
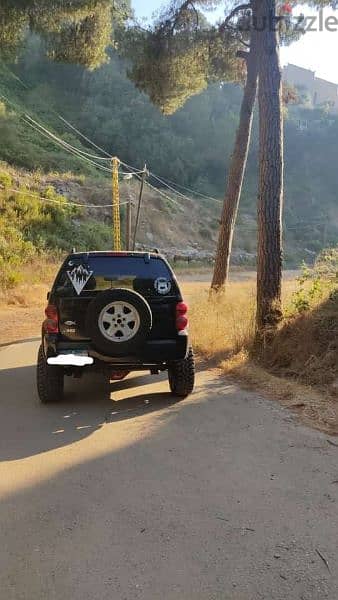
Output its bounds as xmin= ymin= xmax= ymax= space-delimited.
xmin=261 ymin=291 xmax=338 ymax=389
xmin=188 ymin=278 xmax=298 ymax=361
xmin=188 ymin=276 xmax=338 ymax=434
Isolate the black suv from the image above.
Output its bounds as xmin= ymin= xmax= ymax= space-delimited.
xmin=37 ymin=251 xmax=195 ymax=403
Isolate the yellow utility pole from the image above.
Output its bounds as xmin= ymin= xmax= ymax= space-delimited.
xmin=112 ymin=156 xmax=121 ymax=250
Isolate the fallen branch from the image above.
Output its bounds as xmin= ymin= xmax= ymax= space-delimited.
xmin=315 ymin=548 xmax=330 ymax=573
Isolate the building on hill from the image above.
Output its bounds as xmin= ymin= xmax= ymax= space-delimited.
xmin=283 ymin=64 xmax=338 ymax=113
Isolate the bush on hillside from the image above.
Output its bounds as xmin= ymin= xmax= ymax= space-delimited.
xmin=260 ymin=248 xmax=338 ymax=389
xmin=291 ymin=247 xmax=338 ymax=313
xmin=0 ymin=218 xmax=36 ymax=288
xmin=0 ymin=173 xmax=113 ymax=289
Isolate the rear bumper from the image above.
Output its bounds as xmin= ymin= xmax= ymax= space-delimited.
xmin=44 ymin=334 xmax=188 ymax=367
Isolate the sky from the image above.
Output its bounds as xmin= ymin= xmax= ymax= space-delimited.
xmin=132 ymin=1 xmax=338 ymax=84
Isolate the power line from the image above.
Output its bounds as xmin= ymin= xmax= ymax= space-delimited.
xmin=124 ymin=162 xmax=222 ymax=205
xmin=150 ymin=172 xmax=222 ymax=204
xmin=1 ymin=63 xmax=112 ymax=161
xmin=8 ymin=63 xmax=324 ymax=225
xmin=58 ymin=114 xmax=113 ymax=159
xmin=0 ymin=90 xmax=111 ymax=174
xmin=149 ymin=172 xmax=200 ymax=204
xmin=0 ymin=81 xmax=331 ymax=230
xmin=22 ymin=116 xmax=112 ymax=174
xmin=1 ymin=68 xmax=222 ymax=204
xmin=3 ymin=183 xmax=326 ymax=229
xmin=0 ymin=90 xmax=113 ymax=174
xmin=0 ymin=90 xmax=23 ymax=113
xmin=119 ymin=159 xmax=151 ymax=176
xmin=1 ymin=93 xmax=183 ymax=208
xmin=0 ymin=89 xmax=142 ymax=177
xmin=24 ymin=117 xmax=152 ymax=180
xmin=122 ymin=159 xmax=221 ymax=206
xmin=0 ymin=185 xmax=129 ymax=208
xmin=133 ymin=172 xmax=181 ymax=207
xmin=2 ymin=67 xmax=145 ymax=174
xmin=1 ymin=63 xmax=29 ymax=89
xmin=24 ymin=115 xmax=113 ymax=170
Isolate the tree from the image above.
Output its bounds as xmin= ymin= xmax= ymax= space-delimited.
xmin=126 ymin=0 xmax=311 ymax=331
xmin=211 ymin=3 xmax=259 ymax=289
xmin=0 ymin=0 xmax=130 ymax=68
xmin=125 ymin=0 xmax=286 ymax=314
xmin=122 ymin=2 xmax=258 ymax=291
xmin=0 ymin=2 xmax=28 ymax=61
xmin=121 ymin=11 xmax=243 ymax=116
xmin=42 ymin=4 xmax=114 ymax=69
xmin=211 ymin=0 xmax=303 ymax=291
xmin=255 ymin=0 xmax=284 ymax=330
xmin=124 ymin=30 xmax=210 ymax=115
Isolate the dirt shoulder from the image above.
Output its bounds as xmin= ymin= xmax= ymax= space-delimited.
xmin=0 ymin=284 xmax=48 ymax=346
xmin=0 ymin=305 xmax=43 ymax=346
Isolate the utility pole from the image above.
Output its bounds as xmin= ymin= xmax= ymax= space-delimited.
xmin=126 ymin=187 xmax=132 ymax=251
xmin=112 ymin=156 xmax=121 ymax=251
xmin=132 ymin=164 xmax=147 ymax=251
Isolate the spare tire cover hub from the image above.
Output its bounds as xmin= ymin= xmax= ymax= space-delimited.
xmin=98 ymin=301 xmax=140 ymax=342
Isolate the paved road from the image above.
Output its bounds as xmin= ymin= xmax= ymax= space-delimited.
xmin=1 ymin=341 xmax=338 ymax=599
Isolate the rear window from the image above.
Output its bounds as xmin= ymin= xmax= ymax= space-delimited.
xmin=54 ymin=255 xmax=178 ymax=298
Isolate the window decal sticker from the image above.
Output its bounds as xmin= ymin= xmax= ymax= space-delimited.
xmin=67 ymin=264 xmax=93 ymax=295
xmin=154 ymin=277 xmax=171 ymax=295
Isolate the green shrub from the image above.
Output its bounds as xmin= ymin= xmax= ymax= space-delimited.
xmin=0 ymin=170 xmax=12 ymax=188
xmin=290 ymin=249 xmax=338 ymax=314
xmin=0 ymin=218 xmax=36 ymax=289
xmin=0 ymin=176 xmax=112 ymax=289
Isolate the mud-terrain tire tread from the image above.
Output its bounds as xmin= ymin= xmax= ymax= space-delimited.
xmin=168 ymin=346 xmax=195 ymax=398
xmin=37 ymin=345 xmax=64 ymax=403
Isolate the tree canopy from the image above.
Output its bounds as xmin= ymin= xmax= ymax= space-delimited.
xmin=0 ymin=0 xmax=130 ymax=67
xmin=123 ymin=25 xmax=243 ymax=115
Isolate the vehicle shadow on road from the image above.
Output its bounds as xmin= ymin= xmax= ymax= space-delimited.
xmin=0 ymin=365 xmax=176 ymax=461
xmin=2 ymin=364 xmax=337 ymax=600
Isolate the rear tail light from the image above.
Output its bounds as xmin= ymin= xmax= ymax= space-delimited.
xmin=176 ymin=301 xmax=188 ymax=332
xmin=44 ymin=304 xmax=59 ymax=334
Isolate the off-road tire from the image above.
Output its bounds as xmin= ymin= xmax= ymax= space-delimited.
xmin=85 ymin=288 xmax=152 ymax=357
xmin=168 ymin=346 xmax=195 ymax=398
xmin=37 ymin=345 xmax=64 ymax=403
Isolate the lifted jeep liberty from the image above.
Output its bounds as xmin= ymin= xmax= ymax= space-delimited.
xmin=37 ymin=251 xmax=195 ymax=403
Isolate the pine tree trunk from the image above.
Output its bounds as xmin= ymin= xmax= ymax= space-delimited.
xmin=256 ymin=0 xmax=283 ymax=331
xmin=211 ymin=33 xmax=258 ymax=290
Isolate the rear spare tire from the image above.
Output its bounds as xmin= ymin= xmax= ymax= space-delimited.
xmin=85 ymin=288 xmax=152 ymax=356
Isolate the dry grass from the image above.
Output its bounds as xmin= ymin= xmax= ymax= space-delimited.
xmin=183 ymin=278 xmax=338 ymax=434
xmin=261 ymin=290 xmax=338 ymax=389
xmin=185 ymin=279 xmax=298 ymax=361
xmin=0 ymin=258 xmax=58 ymax=308
xmin=0 ymin=258 xmax=58 ymax=345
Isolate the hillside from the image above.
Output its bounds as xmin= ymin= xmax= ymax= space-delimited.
xmin=0 ymin=161 xmax=225 ymax=291
xmin=0 ymin=36 xmax=337 ymax=268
